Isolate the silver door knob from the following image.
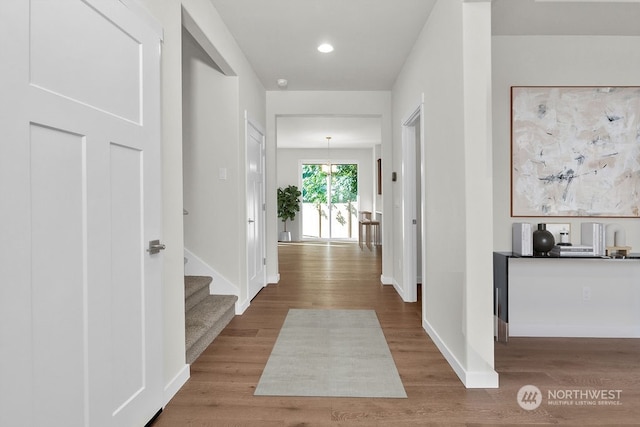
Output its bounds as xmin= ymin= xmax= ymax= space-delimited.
xmin=147 ymin=239 xmax=166 ymax=254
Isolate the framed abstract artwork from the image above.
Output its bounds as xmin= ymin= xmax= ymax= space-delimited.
xmin=511 ymin=86 xmax=640 ymax=217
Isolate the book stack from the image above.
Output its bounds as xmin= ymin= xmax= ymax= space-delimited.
xmin=549 ymin=245 xmax=596 ymax=257
xmin=581 ymin=222 xmax=605 ymax=256
xmin=512 ymin=223 xmax=533 ymax=256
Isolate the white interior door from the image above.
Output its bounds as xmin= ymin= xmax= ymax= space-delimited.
xmin=402 ymin=103 xmax=423 ymax=303
xmin=0 ymin=1 xmax=163 ymax=426
xmin=246 ymin=115 xmax=267 ymax=301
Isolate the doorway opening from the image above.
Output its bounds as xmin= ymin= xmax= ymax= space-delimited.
xmin=301 ymin=163 xmax=359 ymax=240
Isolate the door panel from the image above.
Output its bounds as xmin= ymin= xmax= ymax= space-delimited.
xmin=30 ymin=0 xmax=141 ymax=122
xmin=30 ymin=124 xmax=87 ymax=427
xmin=0 ymin=1 xmax=163 ymax=426
xmin=110 ymin=143 xmax=145 ymax=414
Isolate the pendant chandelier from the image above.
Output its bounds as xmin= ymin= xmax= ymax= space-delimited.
xmin=321 ymin=136 xmax=338 ymax=175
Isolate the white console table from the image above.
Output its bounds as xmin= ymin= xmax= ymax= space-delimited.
xmin=493 ymin=252 xmax=640 ymax=342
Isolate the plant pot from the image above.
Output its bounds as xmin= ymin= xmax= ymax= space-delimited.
xmin=279 ymin=231 xmax=292 ymax=242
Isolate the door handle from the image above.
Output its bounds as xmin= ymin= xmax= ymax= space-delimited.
xmin=248 ymin=219 xmax=255 ymax=224
xmin=147 ymin=239 xmax=166 ymax=254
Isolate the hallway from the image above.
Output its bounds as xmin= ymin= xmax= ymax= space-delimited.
xmin=154 ymin=242 xmax=640 ymax=426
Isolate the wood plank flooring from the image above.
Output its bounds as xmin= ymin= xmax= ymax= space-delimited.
xmin=153 ymin=241 xmax=640 ymax=426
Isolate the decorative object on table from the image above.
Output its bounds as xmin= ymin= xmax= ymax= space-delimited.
xmin=558 ymin=228 xmax=571 ymax=246
xmin=605 ymin=223 xmax=632 ymax=257
xmin=550 ymin=245 xmax=595 ymax=257
xmin=532 ymin=223 xmax=555 ymax=256
xmin=512 ymin=222 xmax=533 ymax=256
xmin=511 ymin=86 xmax=640 ymax=217
xmin=545 ymin=223 xmax=571 ymax=247
xmin=277 ymin=185 xmax=301 ymax=242
xmin=581 ymin=222 xmax=605 ymax=256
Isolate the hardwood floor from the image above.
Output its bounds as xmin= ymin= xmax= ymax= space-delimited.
xmin=153 ymin=241 xmax=640 ymax=426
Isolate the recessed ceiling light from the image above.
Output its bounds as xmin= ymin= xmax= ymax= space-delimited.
xmin=317 ymin=43 xmax=334 ymax=53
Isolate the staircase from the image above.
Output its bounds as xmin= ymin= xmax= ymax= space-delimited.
xmin=185 ymin=275 xmax=237 ymax=364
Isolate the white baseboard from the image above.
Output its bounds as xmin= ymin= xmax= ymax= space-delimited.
xmin=510 ymin=323 xmax=640 ymax=338
xmin=184 ymin=248 xmax=239 ymax=303
xmin=422 ymin=318 xmax=499 ymax=389
xmin=268 ymin=274 xmax=280 ymax=284
xmin=380 ymin=275 xmax=393 ymax=285
xmin=465 ymin=369 xmax=500 ymax=389
xmin=382 ymin=275 xmax=417 ymax=303
xmin=392 ymin=279 xmax=406 ymax=301
xmin=236 ymin=296 xmax=250 ymax=314
xmin=163 ymin=364 xmax=190 ymax=407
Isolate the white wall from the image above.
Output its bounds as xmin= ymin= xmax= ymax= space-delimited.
xmin=493 ymin=35 xmax=640 ymax=252
xmin=266 ymin=91 xmax=393 ymax=284
xmin=182 ymin=29 xmax=240 ymax=290
xmin=277 ymin=147 xmax=375 ymax=241
xmin=139 ymin=0 xmax=265 ymax=403
xmin=392 ymin=0 xmax=497 ymax=387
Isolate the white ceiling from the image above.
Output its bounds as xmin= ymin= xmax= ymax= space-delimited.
xmin=209 ymin=0 xmax=438 ymax=91
xmin=208 ymin=0 xmax=640 ymax=148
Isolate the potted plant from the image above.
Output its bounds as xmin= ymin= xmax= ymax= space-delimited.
xmin=277 ymin=185 xmax=301 ymax=241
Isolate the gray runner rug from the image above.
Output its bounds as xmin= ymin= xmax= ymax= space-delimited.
xmin=254 ymin=309 xmax=407 ymax=398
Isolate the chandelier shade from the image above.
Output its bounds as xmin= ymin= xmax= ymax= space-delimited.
xmin=322 ymin=136 xmax=337 ymax=174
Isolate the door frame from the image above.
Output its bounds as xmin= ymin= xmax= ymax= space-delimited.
xmin=401 ymin=96 xmax=424 ymax=303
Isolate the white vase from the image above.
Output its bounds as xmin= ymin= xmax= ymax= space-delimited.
xmin=279 ymin=231 xmax=292 ymax=242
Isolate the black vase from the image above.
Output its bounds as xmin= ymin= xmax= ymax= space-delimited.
xmin=533 ymin=223 xmax=555 ymax=256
